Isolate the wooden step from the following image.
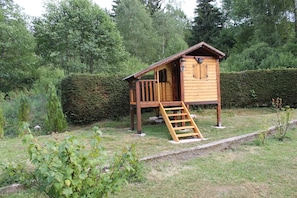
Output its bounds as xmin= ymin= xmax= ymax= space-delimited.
xmin=173 ymin=125 xmax=195 ymax=131
xmin=176 ymin=133 xmax=199 ymax=138
xmin=164 ymin=107 xmax=184 ymax=111
xmin=159 ymin=101 xmax=203 ymax=142
xmin=161 ymin=101 xmax=182 ymax=106
xmin=167 ymin=113 xmax=187 ymax=117
xmin=170 ymin=119 xmax=191 ymax=124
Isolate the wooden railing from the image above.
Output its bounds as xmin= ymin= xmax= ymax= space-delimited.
xmin=130 ymin=79 xmax=158 ymax=103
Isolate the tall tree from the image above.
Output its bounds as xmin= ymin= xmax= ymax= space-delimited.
xmin=115 ymin=0 xmax=158 ymax=64
xmin=33 ymin=0 xmax=126 ymax=74
xmin=140 ymin=0 xmax=162 ymax=16
xmin=191 ymin=0 xmax=224 ymax=45
xmin=152 ymin=3 xmax=188 ymax=59
xmin=112 ymin=0 xmax=162 ymax=17
xmin=111 ymin=0 xmax=121 ymax=17
xmin=0 ymin=0 xmax=38 ymax=92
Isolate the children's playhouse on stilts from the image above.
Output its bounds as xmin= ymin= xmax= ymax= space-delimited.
xmin=123 ymin=42 xmax=225 ymax=142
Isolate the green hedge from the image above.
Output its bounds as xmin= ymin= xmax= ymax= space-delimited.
xmin=61 ymin=69 xmax=297 ymax=125
xmin=61 ymin=74 xmax=129 ymax=124
xmin=221 ymin=69 xmax=297 ymax=108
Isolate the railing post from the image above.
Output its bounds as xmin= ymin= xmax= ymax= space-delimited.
xmin=156 ymin=70 xmax=160 ymax=102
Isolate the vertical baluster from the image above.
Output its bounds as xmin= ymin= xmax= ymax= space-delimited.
xmin=145 ymin=81 xmax=149 ymax=101
xmin=141 ymin=81 xmax=145 ymax=102
xmin=150 ymin=81 xmax=154 ymax=101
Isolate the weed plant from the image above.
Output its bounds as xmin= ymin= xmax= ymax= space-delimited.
xmin=272 ymin=97 xmax=291 ymax=141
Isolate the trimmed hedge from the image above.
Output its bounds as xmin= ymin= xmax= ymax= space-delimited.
xmin=221 ymin=69 xmax=297 ymax=108
xmin=61 ymin=74 xmax=129 ymax=124
xmin=61 ymin=69 xmax=297 ymax=125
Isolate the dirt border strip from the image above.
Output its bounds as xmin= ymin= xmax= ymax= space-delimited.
xmin=0 ymin=184 xmax=26 ymax=195
xmin=140 ymin=120 xmax=297 ymax=162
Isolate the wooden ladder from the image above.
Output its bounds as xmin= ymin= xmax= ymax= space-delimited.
xmin=159 ymin=101 xmax=204 ymax=142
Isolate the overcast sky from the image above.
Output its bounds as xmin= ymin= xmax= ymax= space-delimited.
xmin=14 ymin=0 xmax=197 ymax=19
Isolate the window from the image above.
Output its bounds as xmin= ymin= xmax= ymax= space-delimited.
xmin=193 ymin=64 xmax=208 ymax=79
xmin=159 ymin=69 xmax=167 ymax=82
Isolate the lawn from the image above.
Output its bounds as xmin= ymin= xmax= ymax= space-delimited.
xmin=112 ymin=128 xmax=297 ymax=198
xmin=1 ymin=107 xmax=297 ymax=197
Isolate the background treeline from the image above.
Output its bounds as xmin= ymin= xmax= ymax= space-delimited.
xmin=1 ymin=0 xmax=297 ymax=93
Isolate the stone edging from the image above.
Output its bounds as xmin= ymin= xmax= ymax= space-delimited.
xmin=140 ymin=120 xmax=297 ymax=162
xmin=0 ymin=183 xmax=26 ymax=195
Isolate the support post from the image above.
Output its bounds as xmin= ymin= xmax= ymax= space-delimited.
xmin=135 ymin=81 xmax=142 ymax=134
xmin=217 ymin=103 xmax=222 ymax=127
xmin=216 ymin=60 xmax=222 ymax=127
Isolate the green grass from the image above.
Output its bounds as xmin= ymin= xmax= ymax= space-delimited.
xmin=1 ymin=107 xmax=297 ymax=197
xmin=111 ymin=128 xmax=297 ymax=198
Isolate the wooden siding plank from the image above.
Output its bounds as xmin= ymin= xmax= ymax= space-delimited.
xmin=182 ymin=57 xmax=218 ymax=104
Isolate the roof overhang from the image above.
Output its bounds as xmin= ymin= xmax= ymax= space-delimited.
xmin=123 ymin=42 xmax=225 ymax=81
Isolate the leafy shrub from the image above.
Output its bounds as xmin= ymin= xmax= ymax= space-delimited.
xmin=22 ymin=129 xmax=142 ymax=197
xmin=0 ymin=162 xmax=33 ymax=187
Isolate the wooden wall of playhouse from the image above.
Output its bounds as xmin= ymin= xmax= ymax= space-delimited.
xmin=155 ymin=64 xmax=173 ymax=101
xmin=183 ymin=56 xmax=219 ymax=103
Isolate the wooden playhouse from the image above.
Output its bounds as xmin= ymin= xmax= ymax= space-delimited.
xmin=123 ymin=42 xmax=225 ymax=142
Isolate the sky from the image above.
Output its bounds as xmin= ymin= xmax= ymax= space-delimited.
xmin=14 ymin=0 xmax=197 ymax=19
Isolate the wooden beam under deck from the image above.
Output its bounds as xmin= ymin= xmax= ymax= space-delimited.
xmin=130 ymin=101 xmax=186 ymax=109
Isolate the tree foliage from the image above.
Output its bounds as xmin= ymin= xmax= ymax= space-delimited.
xmin=114 ymin=0 xmax=189 ymax=63
xmin=115 ymin=0 xmax=158 ymax=64
xmin=220 ymin=0 xmax=297 ymax=71
xmin=0 ymin=0 xmax=38 ymax=92
xmin=221 ymin=42 xmax=297 ymax=72
xmin=191 ymin=0 xmax=224 ymax=45
xmin=140 ymin=0 xmax=162 ymax=16
xmin=223 ymin=0 xmax=294 ymax=47
xmin=33 ymin=0 xmax=127 ymax=74
xmin=152 ymin=4 xmax=189 ymax=59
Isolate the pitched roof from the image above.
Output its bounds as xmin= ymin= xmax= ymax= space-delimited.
xmin=123 ymin=42 xmax=225 ymax=81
